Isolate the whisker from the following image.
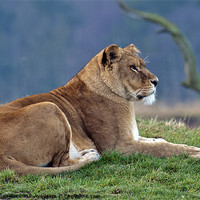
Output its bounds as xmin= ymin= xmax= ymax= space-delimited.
xmin=143 ymin=56 xmax=151 ymax=64
xmin=135 ymin=89 xmax=142 ymax=95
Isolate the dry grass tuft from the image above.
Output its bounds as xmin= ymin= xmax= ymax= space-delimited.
xmin=165 ymin=118 xmax=186 ymax=128
xmin=135 ymin=101 xmax=200 ymax=128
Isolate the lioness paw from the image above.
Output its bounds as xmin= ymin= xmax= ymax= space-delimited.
xmin=80 ymin=149 xmax=97 ymax=156
xmin=189 ymin=148 xmax=200 ymax=158
xmin=191 ymin=154 xmax=200 ymax=158
xmin=80 ymin=149 xmax=100 ymax=161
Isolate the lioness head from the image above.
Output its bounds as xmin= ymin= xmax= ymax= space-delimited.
xmin=99 ymin=44 xmax=158 ymax=105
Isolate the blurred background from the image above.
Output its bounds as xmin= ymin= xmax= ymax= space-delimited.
xmin=0 ymin=0 xmax=199 ymax=127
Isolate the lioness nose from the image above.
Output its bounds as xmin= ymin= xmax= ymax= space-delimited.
xmin=150 ymin=79 xmax=159 ymax=87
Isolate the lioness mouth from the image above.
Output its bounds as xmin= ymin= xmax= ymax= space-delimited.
xmin=137 ymin=95 xmax=144 ymax=100
xmin=137 ymin=91 xmax=155 ymax=100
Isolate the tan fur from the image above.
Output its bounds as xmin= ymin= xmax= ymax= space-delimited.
xmin=0 ymin=44 xmax=200 ymax=175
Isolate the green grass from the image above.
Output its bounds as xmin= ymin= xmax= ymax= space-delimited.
xmin=0 ymin=118 xmax=200 ymax=199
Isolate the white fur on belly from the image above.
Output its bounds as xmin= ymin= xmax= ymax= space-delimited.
xmin=69 ymin=142 xmax=81 ymax=159
xmin=63 ymin=116 xmax=82 ymax=159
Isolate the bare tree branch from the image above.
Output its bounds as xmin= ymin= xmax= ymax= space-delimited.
xmin=117 ymin=0 xmax=200 ymax=93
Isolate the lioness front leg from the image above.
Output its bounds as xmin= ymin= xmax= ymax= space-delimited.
xmin=117 ymin=140 xmax=200 ymax=158
xmin=138 ymin=136 xmax=167 ymax=143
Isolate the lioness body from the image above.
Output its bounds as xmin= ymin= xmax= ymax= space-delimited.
xmin=0 ymin=44 xmax=200 ymax=175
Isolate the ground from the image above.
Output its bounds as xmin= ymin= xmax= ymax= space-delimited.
xmin=0 ymin=118 xmax=200 ymax=199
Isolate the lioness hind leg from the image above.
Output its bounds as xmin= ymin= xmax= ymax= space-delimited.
xmin=0 ymin=102 xmax=99 ymax=174
xmin=0 ymin=102 xmax=73 ymax=168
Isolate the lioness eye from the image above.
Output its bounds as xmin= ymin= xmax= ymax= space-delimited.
xmin=130 ymin=65 xmax=138 ymax=72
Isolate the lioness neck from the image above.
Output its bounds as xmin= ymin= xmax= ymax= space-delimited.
xmin=77 ymin=55 xmax=126 ymax=104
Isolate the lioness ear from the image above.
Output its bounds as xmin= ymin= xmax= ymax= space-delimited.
xmin=102 ymin=44 xmax=122 ymax=67
xmin=124 ymin=44 xmax=140 ymax=53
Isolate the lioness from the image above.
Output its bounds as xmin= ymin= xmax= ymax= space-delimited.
xmin=0 ymin=44 xmax=200 ymax=175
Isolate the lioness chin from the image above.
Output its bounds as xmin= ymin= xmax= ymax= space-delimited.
xmin=0 ymin=44 xmax=200 ymax=175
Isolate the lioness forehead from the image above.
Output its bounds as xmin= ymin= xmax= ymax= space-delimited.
xmin=122 ymin=49 xmax=145 ymax=66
